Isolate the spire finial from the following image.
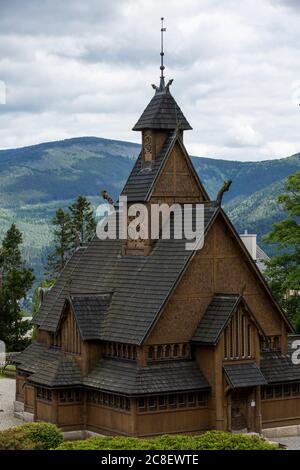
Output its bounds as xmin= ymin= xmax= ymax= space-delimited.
xmin=160 ymin=17 xmax=166 ymax=81
xmin=151 ymin=17 xmax=173 ymax=94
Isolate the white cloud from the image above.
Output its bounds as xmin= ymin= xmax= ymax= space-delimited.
xmin=0 ymin=0 xmax=300 ymax=160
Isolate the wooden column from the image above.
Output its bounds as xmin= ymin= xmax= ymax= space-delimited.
xmin=52 ymin=391 xmax=59 ymax=425
xmin=227 ymin=392 xmax=232 ymax=432
xmin=255 ymin=386 xmax=262 ymax=433
xmin=33 ymin=387 xmax=38 ymax=422
xmin=131 ymin=398 xmax=138 ymax=436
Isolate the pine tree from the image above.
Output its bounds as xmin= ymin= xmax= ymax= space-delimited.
xmin=69 ymin=196 xmax=96 ymax=246
xmin=263 ymin=171 xmax=300 ymax=329
xmin=0 ymin=224 xmax=34 ymax=351
xmin=45 ymin=208 xmax=73 ymax=280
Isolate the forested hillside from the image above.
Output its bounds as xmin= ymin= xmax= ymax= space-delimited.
xmin=0 ymin=136 xmax=299 ymax=285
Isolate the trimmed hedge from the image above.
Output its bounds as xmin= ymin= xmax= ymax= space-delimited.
xmin=56 ymin=431 xmax=278 ymax=451
xmin=0 ymin=422 xmax=63 ymax=450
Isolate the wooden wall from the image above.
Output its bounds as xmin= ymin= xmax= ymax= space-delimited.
xmin=262 ymin=398 xmax=300 ymax=428
xmin=87 ymin=404 xmax=134 ymax=435
xmin=24 ymin=384 xmax=35 ymax=413
xmin=135 ymin=408 xmax=210 ymax=436
xmin=150 ymin=141 xmax=205 ymax=204
xmin=15 ymin=374 xmax=26 ymax=402
xmin=147 ymin=214 xmax=285 ymax=346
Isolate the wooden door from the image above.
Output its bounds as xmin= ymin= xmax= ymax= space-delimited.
xmin=231 ymin=390 xmax=248 ymax=431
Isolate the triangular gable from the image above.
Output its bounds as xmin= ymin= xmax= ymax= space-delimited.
xmin=148 ymin=134 xmax=209 ymax=202
xmin=121 ymin=132 xmax=209 ymax=203
xmin=142 ymin=206 xmax=293 ymax=345
xmin=191 ymin=294 xmax=267 ymax=346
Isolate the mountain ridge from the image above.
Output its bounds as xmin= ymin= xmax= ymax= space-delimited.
xmin=0 ymin=136 xmax=299 ymax=285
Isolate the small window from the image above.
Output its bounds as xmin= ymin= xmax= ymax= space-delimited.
xmin=165 ymin=345 xmax=171 ymax=358
xmin=59 ymin=391 xmax=66 ymax=403
xmin=187 ymin=393 xmax=196 ymax=407
xmin=173 ymin=345 xmax=179 ymax=357
xmin=158 ymin=396 xmax=167 ymax=409
xmin=266 ymin=386 xmax=273 ymax=399
xmin=138 ymin=398 xmax=146 ymax=411
xmin=284 ymin=385 xmax=291 ymax=397
xmin=292 ymin=384 xmax=300 ymax=397
xmin=224 ymin=326 xmax=229 ymax=359
xmin=247 ymin=324 xmax=252 ymax=357
xmin=132 ymin=346 xmax=137 ymax=360
xmin=273 ymin=336 xmax=280 ymax=351
xmin=197 ymin=392 xmax=207 ymax=407
xmin=168 ymin=395 xmax=176 ymax=408
xmin=261 ymin=387 xmax=265 ymax=400
xmin=230 ymin=321 xmax=234 ymax=358
xmin=115 ymin=395 xmax=120 ymax=408
xmin=148 ymin=346 xmax=154 ymax=360
xmin=148 ymin=397 xmax=157 ymax=410
xmin=125 ymin=398 xmax=131 ymax=411
xmin=103 ymin=393 xmax=109 ymax=406
xmin=274 ymin=385 xmax=282 ymax=398
xmin=157 ymin=346 xmax=163 ymax=359
xmin=178 ymin=394 xmax=186 ymax=407
xmin=67 ymin=390 xmax=74 ymax=402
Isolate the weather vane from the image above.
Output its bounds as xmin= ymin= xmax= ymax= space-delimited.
xmin=160 ymin=17 xmax=166 ymax=79
xmin=152 ymin=17 xmax=173 ymax=93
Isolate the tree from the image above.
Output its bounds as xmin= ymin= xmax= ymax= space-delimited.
xmin=0 ymin=224 xmax=35 ymax=351
xmin=68 ymin=196 xmax=96 ymax=246
xmin=263 ymin=171 xmax=300 ymax=329
xmin=45 ymin=208 xmax=73 ymax=280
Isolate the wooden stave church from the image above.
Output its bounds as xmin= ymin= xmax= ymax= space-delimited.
xmin=14 ymin=58 xmax=300 ymax=437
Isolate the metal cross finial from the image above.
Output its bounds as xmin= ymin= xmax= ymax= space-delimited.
xmin=160 ymin=17 xmax=166 ymax=79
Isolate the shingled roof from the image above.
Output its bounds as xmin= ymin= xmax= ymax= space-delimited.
xmin=260 ymin=351 xmax=300 ymax=384
xmin=28 ymin=356 xmax=82 ymax=388
xmin=132 ymin=87 xmax=192 ymax=131
xmin=69 ymin=294 xmax=112 ymax=340
xmin=34 ymin=206 xmax=218 ymax=345
xmin=83 ymin=358 xmax=210 ymax=395
xmin=15 ymin=342 xmax=60 ymax=375
xmin=121 ymin=131 xmax=175 ymax=202
xmin=121 ymin=131 xmax=209 ymax=203
xmin=192 ymin=294 xmax=240 ymax=345
xmin=34 ymin=247 xmax=86 ymax=326
xmin=224 ymin=363 xmax=267 ymax=389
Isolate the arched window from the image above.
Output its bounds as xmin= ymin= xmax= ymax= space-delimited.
xmin=157 ymin=346 xmax=163 ymax=359
xmin=148 ymin=346 xmax=154 ymax=360
xmin=165 ymin=345 xmax=171 ymax=358
xmin=173 ymin=344 xmax=179 ymax=357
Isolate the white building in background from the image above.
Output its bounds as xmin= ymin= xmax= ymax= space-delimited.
xmin=240 ymin=230 xmax=270 ymax=272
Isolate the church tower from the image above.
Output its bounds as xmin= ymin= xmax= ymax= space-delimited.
xmin=132 ymin=18 xmax=192 ymax=162
xmin=121 ymin=19 xmax=209 ymax=255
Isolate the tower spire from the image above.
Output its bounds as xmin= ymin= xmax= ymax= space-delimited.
xmin=160 ymin=17 xmax=166 ymax=86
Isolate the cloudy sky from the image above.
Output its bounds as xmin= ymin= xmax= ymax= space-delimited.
xmin=0 ymin=0 xmax=300 ymax=160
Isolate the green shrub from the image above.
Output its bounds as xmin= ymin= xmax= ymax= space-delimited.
xmin=0 ymin=422 xmax=63 ymax=450
xmin=56 ymin=431 xmax=278 ymax=451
